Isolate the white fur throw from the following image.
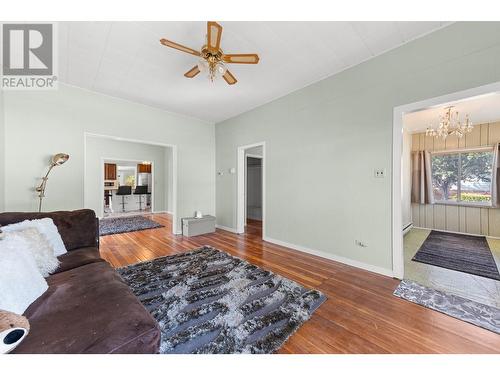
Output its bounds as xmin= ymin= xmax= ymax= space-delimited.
xmin=2 ymin=218 xmax=67 ymax=256
xmin=12 ymin=228 xmax=60 ymax=276
xmin=0 ymin=233 xmax=49 ymax=314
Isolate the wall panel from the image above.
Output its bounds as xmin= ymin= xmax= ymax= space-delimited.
xmin=466 ymin=207 xmax=481 ymax=234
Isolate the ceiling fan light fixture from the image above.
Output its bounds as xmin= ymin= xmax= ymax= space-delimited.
xmin=216 ymin=62 xmax=227 ymax=75
xmin=160 ymin=21 xmax=259 ymax=86
xmin=197 ymin=59 xmax=209 ymax=73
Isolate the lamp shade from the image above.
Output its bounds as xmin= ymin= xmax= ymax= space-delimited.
xmin=51 ymin=153 xmax=69 ymax=166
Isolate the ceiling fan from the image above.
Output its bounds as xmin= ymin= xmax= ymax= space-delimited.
xmin=160 ymin=21 xmax=260 ymax=85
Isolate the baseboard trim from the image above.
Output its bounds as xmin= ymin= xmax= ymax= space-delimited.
xmin=213 ymin=226 xmax=394 ymax=277
xmin=216 ymin=224 xmax=239 ymax=234
xmin=263 ymin=236 xmax=394 ymax=278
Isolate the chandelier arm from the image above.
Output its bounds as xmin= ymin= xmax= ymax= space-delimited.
xmin=425 ymin=106 xmax=472 ymax=140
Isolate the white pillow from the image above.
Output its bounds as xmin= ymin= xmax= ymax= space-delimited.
xmin=2 ymin=218 xmax=67 ymax=256
xmin=12 ymin=228 xmax=60 ymax=277
xmin=0 ymin=233 xmax=49 ymax=314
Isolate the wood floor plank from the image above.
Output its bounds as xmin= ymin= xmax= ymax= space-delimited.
xmin=99 ymin=214 xmax=500 ymax=353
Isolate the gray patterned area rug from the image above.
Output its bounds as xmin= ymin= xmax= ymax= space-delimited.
xmin=118 ymin=246 xmax=326 ymax=353
xmin=99 ymin=215 xmax=164 ymax=236
xmin=394 ymin=279 xmax=500 ymax=334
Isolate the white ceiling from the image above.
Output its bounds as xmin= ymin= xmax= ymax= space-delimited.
xmin=58 ymin=21 xmax=450 ymax=123
xmin=403 ymin=93 xmax=500 ymax=133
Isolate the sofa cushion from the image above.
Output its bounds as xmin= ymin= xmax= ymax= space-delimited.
xmin=53 ymin=247 xmax=104 ymax=274
xmin=0 ymin=210 xmax=98 ymax=251
xmin=13 ymin=262 xmax=160 ymax=354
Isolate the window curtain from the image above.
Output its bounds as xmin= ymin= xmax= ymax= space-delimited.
xmin=492 ymin=143 xmax=499 ymax=207
xmin=411 ymin=150 xmax=434 ymax=204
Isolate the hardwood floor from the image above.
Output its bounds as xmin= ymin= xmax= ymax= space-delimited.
xmin=245 ymin=218 xmax=262 ymax=237
xmin=99 ymin=213 xmax=500 ymax=353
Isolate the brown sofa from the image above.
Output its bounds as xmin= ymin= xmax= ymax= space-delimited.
xmin=0 ymin=209 xmax=160 ymax=354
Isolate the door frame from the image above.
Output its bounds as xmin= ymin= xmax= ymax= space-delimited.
xmin=392 ymin=81 xmax=500 ymax=279
xmin=237 ymin=142 xmax=266 ymax=236
xmin=84 ymin=132 xmax=179 ymax=234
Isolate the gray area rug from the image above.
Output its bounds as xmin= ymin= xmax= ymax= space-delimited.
xmin=99 ymin=215 xmax=164 ymax=236
xmin=117 ymin=246 xmax=326 ymax=353
xmin=394 ymin=279 xmax=500 ymax=334
xmin=412 ymin=230 xmax=500 ymax=281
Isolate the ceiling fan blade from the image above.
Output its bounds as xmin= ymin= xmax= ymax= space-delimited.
xmin=207 ymin=21 xmax=223 ymax=52
xmin=222 ymin=54 xmax=260 ymax=64
xmin=222 ymin=70 xmax=237 ymax=85
xmin=160 ymin=38 xmax=200 ymax=57
xmin=184 ymin=65 xmax=200 ymax=78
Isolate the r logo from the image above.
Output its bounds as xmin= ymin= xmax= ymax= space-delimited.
xmin=2 ymin=24 xmax=53 ymax=76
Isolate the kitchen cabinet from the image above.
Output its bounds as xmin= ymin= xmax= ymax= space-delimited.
xmin=104 ymin=163 xmax=117 ymax=180
xmin=137 ymin=163 xmax=152 ymax=173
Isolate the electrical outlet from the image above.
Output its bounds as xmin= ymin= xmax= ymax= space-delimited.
xmin=355 ymin=240 xmax=368 ymax=248
xmin=374 ymin=168 xmax=386 ymax=178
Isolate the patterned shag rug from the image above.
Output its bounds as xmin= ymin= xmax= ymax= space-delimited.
xmin=394 ymin=279 xmax=500 ymax=334
xmin=99 ymin=215 xmax=164 ymax=236
xmin=117 ymin=246 xmax=326 ymax=353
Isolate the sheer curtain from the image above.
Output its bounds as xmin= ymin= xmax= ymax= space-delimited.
xmin=411 ymin=151 xmax=434 ymax=205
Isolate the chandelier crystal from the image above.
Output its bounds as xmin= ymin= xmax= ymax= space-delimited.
xmin=425 ymin=106 xmax=473 ymax=140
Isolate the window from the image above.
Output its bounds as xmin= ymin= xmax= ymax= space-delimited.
xmin=431 ymin=148 xmax=494 ymax=206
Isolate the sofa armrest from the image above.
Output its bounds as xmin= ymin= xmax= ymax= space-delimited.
xmin=0 ymin=209 xmax=99 ymax=251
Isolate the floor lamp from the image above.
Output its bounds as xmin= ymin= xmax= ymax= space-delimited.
xmin=35 ymin=153 xmax=69 ymax=212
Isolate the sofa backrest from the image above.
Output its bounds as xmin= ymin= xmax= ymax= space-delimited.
xmin=0 ymin=209 xmax=99 ymax=251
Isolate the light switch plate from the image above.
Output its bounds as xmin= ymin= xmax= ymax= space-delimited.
xmin=374 ymin=168 xmax=386 ymax=178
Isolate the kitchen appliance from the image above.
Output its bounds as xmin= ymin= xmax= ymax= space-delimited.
xmin=137 ymin=173 xmax=152 ymax=193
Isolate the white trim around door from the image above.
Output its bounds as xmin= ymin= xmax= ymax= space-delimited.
xmin=237 ymin=142 xmax=266 ymax=237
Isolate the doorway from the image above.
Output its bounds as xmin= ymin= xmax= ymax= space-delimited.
xmin=393 ymin=82 xmax=500 ymax=309
xmin=237 ymin=142 xmax=266 ymax=237
xmin=102 ymin=158 xmax=154 ymax=218
xmin=392 ymin=81 xmax=500 ymax=280
xmin=84 ymin=133 xmax=179 ymax=234
xmin=245 ymin=150 xmax=263 ymax=236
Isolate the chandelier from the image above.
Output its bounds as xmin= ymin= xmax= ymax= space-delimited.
xmin=425 ymin=106 xmax=473 ymax=139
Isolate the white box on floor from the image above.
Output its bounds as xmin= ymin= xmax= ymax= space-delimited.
xmin=181 ymin=215 xmax=216 ymax=237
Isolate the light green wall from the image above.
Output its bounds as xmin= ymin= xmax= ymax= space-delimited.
xmin=0 ymin=89 xmax=4 ymax=212
xmin=85 ymin=136 xmax=171 ymax=217
xmin=3 ymin=84 xmax=215 ymax=230
xmin=215 ymin=22 xmax=500 ymax=272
